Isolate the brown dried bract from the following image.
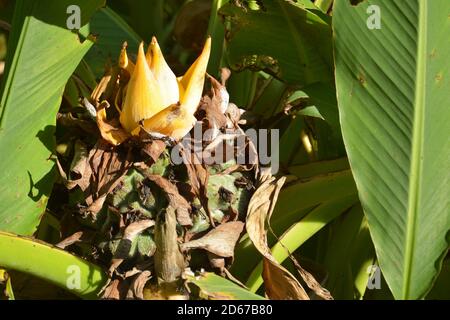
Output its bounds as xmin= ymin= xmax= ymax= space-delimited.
xmin=246 ymin=174 xmax=309 ymax=300
xmin=180 ymin=221 xmax=244 ymax=258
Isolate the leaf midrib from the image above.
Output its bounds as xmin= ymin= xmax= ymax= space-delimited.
xmin=403 ymin=0 xmax=427 ymax=299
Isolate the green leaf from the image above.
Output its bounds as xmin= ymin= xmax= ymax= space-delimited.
xmin=0 ymin=231 xmax=107 ymax=299
xmin=185 ymin=272 xmax=266 ymax=300
xmin=0 ymin=0 xmax=104 ymax=235
xmin=245 ymin=194 xmax=359 ymax=292
xmin=219 ymin=0 xmax=333 ymax=86
xmin=322 ymin=204 xmax=375 ymax=299
xmin=84 ymin=6 xmax=141 ymax=77
xmin=334 ymin=0 xmax=450 ymax=299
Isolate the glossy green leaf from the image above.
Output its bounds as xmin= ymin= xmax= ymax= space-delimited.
xmin=185 ymin=272 xmax=266 ymax=300
xmin=334 ymin=0 xmax=450 ymax=299
xmin=0 ymin=0 xmax=104 ymax=235
xmin=0 ymin=232 xmax=107 ymax=299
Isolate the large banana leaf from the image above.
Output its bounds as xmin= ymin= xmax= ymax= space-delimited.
xmin=219 ymin=0 xmax=333 ymax=86
xmin=0 ymin=0 xmax=104 ymax=235
xmin=334 ymin=0 xmax=450 ymax=299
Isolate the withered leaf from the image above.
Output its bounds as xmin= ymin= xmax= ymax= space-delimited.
xmin=207 ymin=252 xmax=226 ymax=270
xmin=181 ymin=149 xmax=212 ymax=226
xmin=55 ymin=231 xmax=83 ymax=249
xmin=102 ymin=279 xmax=127 ymax=300
xmin=197 ymin=75 xmax=228 ymax=141
xmin=141 ymin=139 xmax=166 ymax=163
xmin=109 ymin=220 xmax=154 ymax=274
xmin=246 ymin=175 xmax=309 ymax=300
xmin=96 ymin=103 xmax=129 ymax=146
xmin=126 ymin=270 xmax=152 ymax=300
xmin=91 ymin=74 xmax=112 ymax=103
xmin=293 ymin=261 xmax=333 ymax=300
xmin=56 ymin=140 xmax=92 ymax=191
xmin=181 ymin=221 xmax=244 ymax=258
xmin=83 ymin=141 xmax=132 ymax=215
xmin=144 ymin=174 xmax=193 ymax=226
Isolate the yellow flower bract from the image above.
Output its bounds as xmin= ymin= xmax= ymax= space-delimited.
xmin=118 ymin=37 xmax=211 ymax=140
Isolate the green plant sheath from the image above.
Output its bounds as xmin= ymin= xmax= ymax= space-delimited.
xmin=0 ymin=232 xmax=107 ymax=299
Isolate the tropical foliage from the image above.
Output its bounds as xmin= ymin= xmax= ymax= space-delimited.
xmin=0 ymin=0 xmax=448 ymax=300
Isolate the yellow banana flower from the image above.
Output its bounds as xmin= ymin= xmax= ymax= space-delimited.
xmin=142 ymin=37 xmax=211 ymax=140
xmin=118 ymin=37 xmax=211 ymax=140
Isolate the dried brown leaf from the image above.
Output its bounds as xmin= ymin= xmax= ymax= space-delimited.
xmin=144 ymin=174 xmax=193 ymax=226
xmin=197 ymin=76 xmax=228 ymax=141
xmin=141 ymin=139 xmax=166 ymax=163
xmin=181 ymin=149 xmax=212 ymax=226
xmin=96 ymin=104 xmax=129 ymax=146
xmin=91 ymin=74 xmax=112 ymax=103
xmin=246 ymin=175 xmax=309 ymax=300
xmin=126 ymin=270 xmax=152 ymax=300
xmin=56 ymin=140 xmax=92 ymax=190
xmin=55 ymin=231 xmax=83 ymax=249
xmin=180 ymin=221 xmax=244 ymax=258
xmin=102 ymin=279 xmax=124 ymax=300
xmin=83 ymin=141 xmax=132 ymax=215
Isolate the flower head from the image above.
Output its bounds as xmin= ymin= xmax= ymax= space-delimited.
xmin=118 ymin=37 xmax=211 ymax=138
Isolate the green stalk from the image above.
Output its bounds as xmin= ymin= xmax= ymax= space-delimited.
xmin=206 ymin=0 xmax=227 ymax=75
xmin=0 ymin=232 xmax=107 ymax=299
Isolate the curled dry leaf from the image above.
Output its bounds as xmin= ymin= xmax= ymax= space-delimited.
xmin=197 ymin=75 xmax=228 ymax=142
xmin=55 ymin=140 xmax=92 ymax=191
xmin=126 ymin=270 xmax=152 ymax=300
xmin=96 ymin=102 xmax=130 ymax=146
xmin=181 ymin=149 xmax=213 ymax=226
xmin=143 ymin=174 xmax=193 ymax=227
xmin=246 ymin=174 xmax=309 ymax=300
xmin=293 ymin=261 xmax=333 ymax=300
xmin=109 ymin=219 xmax=155 ymax=274
xmin=83 ymin=141 xmax=132 ymax=215
xmin=102 ymin=279 xmax=123 ymax=300
xmin=180 ymin=221 xmax=244 ymax=258
xmin=140 ymin=139 xmax=167 ymax=163
xmin=55 ymin=231 xmax=83 ymax=249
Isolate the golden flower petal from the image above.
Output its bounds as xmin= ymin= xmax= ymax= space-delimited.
xmin=142 ymin=37 xmax=211 ymax=140
xmin=118 ymin=42 xmax=135 ymax=75
xmin=119 ymin=42 xmax=165 ymax=133
xmin=142 ymin=104 xmax=197 ymax=141
xmin=147 ymin=37 xmax=180 ymax=108
xmin=178 ymin=37 xmax=211 ymax=115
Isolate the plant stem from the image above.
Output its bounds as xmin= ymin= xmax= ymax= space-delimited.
xmin=206 ymin=0 xmax=227 ymax=76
